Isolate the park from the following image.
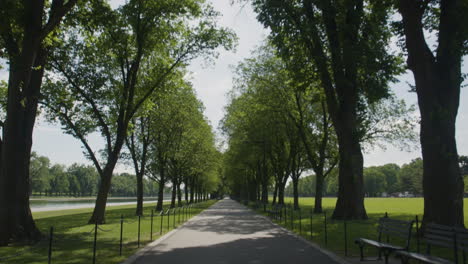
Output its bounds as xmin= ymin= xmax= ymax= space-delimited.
xmin=0 ymin=0 xmax=467 ymax=263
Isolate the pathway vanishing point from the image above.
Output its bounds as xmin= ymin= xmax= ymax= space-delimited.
xmin=124 ymin=198 xmax=347 ymax=264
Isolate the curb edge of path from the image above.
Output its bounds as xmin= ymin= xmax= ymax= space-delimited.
xmin=120 ymin=201 xmax=220 ymax=264
xmin=241 ymin=202 xmax=351 ymax=264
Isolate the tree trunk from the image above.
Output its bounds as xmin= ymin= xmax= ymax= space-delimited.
xmin=170 ymin=183 xmax=176 ymax=208
xmin=88 ymin=166 xmax=114 ymax=224
xmin=261 ymin=177 xmax=268 ymax=204
xmin=0 ymin=44 xmax=46 ymax=245
xmin=272 ymin=182 xmax=278 ymax=205
xmin=257 ymin=183 xmax=261 ymax=201
xmin=190 ymin=183 xmax=194 ymax=203
xmin=418 ymin=64 xmax=464 ymax=228
xmin=177 ymin=182 xmax=182 ymax=207
xmin=292 ymin=178 xmax=299 ymax=210
xmin=278 ymin=182 xmax=285 ymax=205
xmin=314 ymin=172 xmax=324 ymax=213
xmin=332 ymin=131 xmax=367 ymax=219
xmin=135 ymin=172 xmax=144 ymax=216
xmin=398 ymin=0 xmax=465 ymax=228
xmin=249 ymin=180 xmax=257 ymax=202
xmin=156 ymin=179 xmax=165 ymax=211
xmin=184 ymin=184 xmax=189 ymax=204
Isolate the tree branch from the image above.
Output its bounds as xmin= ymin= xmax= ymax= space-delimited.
xmin=40 ymin=100 xmax=104 ymax=176
xmin=50 ymin=60 xmax=113 ymax=154
xmin=40 ymin=0 xmax=79 ymax=40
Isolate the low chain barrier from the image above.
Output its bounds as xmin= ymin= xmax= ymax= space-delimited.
xmin=0 ymin=200 xmax=208 ymax=264
xmin=248 ymin=201 xmax=423 ymax=259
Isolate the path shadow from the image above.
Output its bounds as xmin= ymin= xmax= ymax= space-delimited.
xmin=135 ymin=236 xmax=338 ymax=264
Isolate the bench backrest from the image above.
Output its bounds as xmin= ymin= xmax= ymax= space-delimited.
xmin=454 ymin=227 xmax=468 ymax=264
xmin=424 ymin=223 xmax=456 ymax=251
xmin=378 ymin=217 xmax=414 ymax=249
xmin=455 ymin=227 xmax=468 ymax=251
xmin=424 ymin=223 xmax=458 ymax=262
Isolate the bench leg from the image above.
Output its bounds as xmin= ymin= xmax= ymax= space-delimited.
xmin=359 ymin=245 xmax=365 ymax=261
xmin=383 ymin=249 xmax=391 ymax=264
xmin=378 ymin=248 xmax=382 ymax=260
xmin=399 ymin=256 xmax=409 ymax=264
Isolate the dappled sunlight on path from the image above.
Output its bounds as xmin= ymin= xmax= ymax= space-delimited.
xmin=127 ymin=199 xmax=346 ymax=264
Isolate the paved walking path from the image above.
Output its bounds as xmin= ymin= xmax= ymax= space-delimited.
xmin=125 ymin=198 xmax=346 ymax=264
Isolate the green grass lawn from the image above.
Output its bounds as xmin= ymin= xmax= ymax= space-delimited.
xmin=0 ymin=200 xmax=216 ymax=264
xmin=251 ymin=197 xmax=468 ymax=262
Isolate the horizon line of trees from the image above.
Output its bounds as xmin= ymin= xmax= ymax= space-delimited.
xmin=285 ymin=158 xmax=468 ymax=198
xmin=30 ymin=152 xmax=162 ymax=197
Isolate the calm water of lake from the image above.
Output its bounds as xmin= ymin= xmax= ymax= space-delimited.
xmin=30 ymin=197 xmax=164 ymax=212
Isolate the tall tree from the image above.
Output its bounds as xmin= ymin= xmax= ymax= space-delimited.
xmin=398 ymin=158 xmax=423 ymax=195
xmin=126 ymin=115 xmax=152 ymax=215
xmin=396 ymin=0 xmax=467 ymax=227
xmin=29 ymin=152 xmax=51 ymax=196
xmin=0 ymin=0 xmax=79 ymax=244
xmin=41 ymin=0 xmax=235 ymax=223
xmin=67 ymin=164 xmax=98 ymax=196
xmin=48 ymin=164 xmax=69 ymax=196
xmin=250 ymin=0 xmax=403 ymax=219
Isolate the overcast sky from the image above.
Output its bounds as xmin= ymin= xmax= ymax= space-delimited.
xmin=1 ymin=0 xmax=466 ymax=171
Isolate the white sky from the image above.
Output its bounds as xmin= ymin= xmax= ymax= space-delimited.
xmin=1 ymin=0 xmax=467 ymax=171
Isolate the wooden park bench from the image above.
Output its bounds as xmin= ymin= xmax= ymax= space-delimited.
xmin=355 ymin=217 xmax=414 ymax=264
xmin=455 ymin=227 xmax=468 ymax=264
xmin=395 ymin=223 xmax=468 ymax=264
xmin=266 ymin=204 xmax=283 ymax=221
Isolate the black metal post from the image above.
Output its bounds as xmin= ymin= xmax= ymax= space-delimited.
xmin=310 ymin=210 xmax=313 ymax=240
xmin=167 ymin=209 xmax=170 ymax=230
xmin=324 ymin=211 xmax=328 ymax=246
xmin=291 ymin=207 xmax=294 ymax=230
xmin=280 ymin=205 xmax=283 ymax=223
xmin=150 ymin=210 xmax=154 ymax=241
xmin=299 ymin=209 xmax=302 ymax=236
xmin=92 ymin=222 xmax=98 ymax=264
xmin=160 ymin=210 xmax=164 ymax=235
xmin=137 ymin=215 xmax=141 ymax=248
xmin=284 ymin=206 xmax=287 ymax=225
xmin=173 ymin=208 xmax=176 ymax=228
xmin=415 ymin=215 xmax=420 ymax=253
xmin=385 ymin=212 xmax=390 ymax=243
xmin=48 ymin=226 xmax=53 ymax=264
xmin=178 ymin=207 xmax=181 ymax=224
xmin=344 ymin=220 xmax=348 ymax=256
xmin=119 ymin=215 xmax=123 ymax=256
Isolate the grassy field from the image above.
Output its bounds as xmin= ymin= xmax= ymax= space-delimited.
xmin=251 ymin=197 xmax=468 ymax=262
xmin=0 ymin=200 xmax=216 ymax=264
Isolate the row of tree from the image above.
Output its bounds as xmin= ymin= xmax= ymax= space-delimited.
xmin=284 ymin=161 xmax=422 ymax=197
xmin=224 ymin=0 xmax=467 ymax=230
xmin=222 ymin=44 xmax=414 ymax=211
xmin=30 ymin=152 xmax=162 ymax=197
xmin=286 ymin=157 xmax=468 ymax=197
xmin=0 ymin=0 xmax=234 ymax=245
